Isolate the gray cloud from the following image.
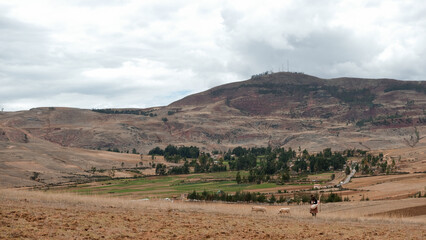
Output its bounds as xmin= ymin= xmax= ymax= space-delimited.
xmin=0 ymin=0 xmax=425 ymax=111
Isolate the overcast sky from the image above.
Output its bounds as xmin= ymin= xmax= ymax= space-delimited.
xmin=1 ymin=0 xmax=425 ymax=111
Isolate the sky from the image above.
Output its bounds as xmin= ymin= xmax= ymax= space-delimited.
xmin=1 ymin=0 xmax=425 ymax=111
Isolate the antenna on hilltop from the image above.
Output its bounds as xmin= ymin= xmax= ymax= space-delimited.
xmin=287 ymin=60 xmax=290 ymax=72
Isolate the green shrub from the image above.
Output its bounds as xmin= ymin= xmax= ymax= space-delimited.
xmin=323 ymin=192 xmax=342 ymax=203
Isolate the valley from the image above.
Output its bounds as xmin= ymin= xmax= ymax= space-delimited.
xmin=0 ymin=73 xmax=425 ymax=239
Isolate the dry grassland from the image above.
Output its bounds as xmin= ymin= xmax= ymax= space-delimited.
xmin=1 ymin=189 xmax=425 ymax=239
xmin=345 ymin=173 xmax=426 ymax=200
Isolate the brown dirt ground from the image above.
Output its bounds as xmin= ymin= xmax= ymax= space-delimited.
xmin=368 ymin=205 xmax=426 ymax=218
xmin=345 ymin=173 xmax=426 ymax=200
xmin=1 ymin=190 xmax=425 ymax=240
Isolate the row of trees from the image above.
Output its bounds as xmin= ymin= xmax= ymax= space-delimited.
xmin=155 ymin=153 xmax=227 ymax=175
xmin=92 ymin=108 xmax=157 ymax=117
xmin=188 ymin=190 xmax=277 ymax=203
xmin=149 ymin=145 xmax=395 ymax=180
xmin=227 ymin=147 xmax=296 ymax=172
xmin=149 ymin=145 xmax=200 ymax=162
xmin=106 ymin=147 xmax=138 ymax=154
xmin=357 ymin=152 xmax=395 ymax=175
xmin=236 ymin=169 xmax=290 ymax=185
xmin=191 ymin=153 xmax=226 ymax=173
xmin=156 ymin=163 xmax=190 ymax=175
xmin=307 ymin=149 xmax=346 ymax=172
xmin=228 ymin=147 xmax=347 ymax=185
xmin=187 ymin=190 xmax=342 ymax=204
xmin=229 ymin=147 xmax=346 ymax=175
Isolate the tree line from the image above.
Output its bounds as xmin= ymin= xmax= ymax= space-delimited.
xmin=149 ymin=145 xmax=200 ymax=162
xmin=187 ymin=190 xmax=342 ymax=204
xmin=226 ymin=147 xmax=346 ymax=184
xmin=148 ymin=145 xmax=393 ymax=181
xmin=92 ymin=108 xmax=157 ymax=117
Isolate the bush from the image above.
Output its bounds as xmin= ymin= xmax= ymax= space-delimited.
xmin=269 ymin=194 xmax=276 ymax=204
xmin=301 ymin=194 xmax=310 ymax=203
xmin=324 ymin=192 xmax=342 ymax=203
xmin=257 ymin=194 xmax=266 ymax=203
xmin=236 ymin=171 xmax=242 ymax=184
xmin=30 ymin=172 xmax=40 ymax=181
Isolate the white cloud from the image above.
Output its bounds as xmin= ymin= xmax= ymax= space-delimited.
xmin=0 ymin=0 xmax=425 ymax=111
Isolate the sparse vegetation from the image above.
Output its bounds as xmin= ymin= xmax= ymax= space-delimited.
xmin=384 ymin=82 xmax=426 ymax=94
xmin=92 ymin=108 xmax=157 ymax=116
xmin=404 ymin=127 xmax=423 ymax=148
xmin=323 ymin=192 xmax=342 ymax=203
xmin=30 ymin=172 xmax=40 ymax=181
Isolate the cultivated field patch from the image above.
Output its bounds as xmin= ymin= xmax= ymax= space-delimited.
xmin=50 ymin=171 xmax=335 ymax=199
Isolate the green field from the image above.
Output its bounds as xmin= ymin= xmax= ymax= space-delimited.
xmin=55 ymin=171 xmax=331 ymax=199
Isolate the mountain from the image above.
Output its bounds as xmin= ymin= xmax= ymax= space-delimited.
xmin=1 ymin=72 xmax=425 ymax=187
xmin=2 ymin=72 xmax=426 ymax=152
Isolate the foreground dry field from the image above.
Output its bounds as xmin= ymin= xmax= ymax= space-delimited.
xmin=1 ymin=190 xmax=425 ymax=239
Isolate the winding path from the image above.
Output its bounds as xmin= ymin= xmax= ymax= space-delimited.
xmin=338 ymin=169 xmax=356 ymax=187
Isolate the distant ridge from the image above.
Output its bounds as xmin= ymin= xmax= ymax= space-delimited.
xmin=1 ymin=72 xmax=425 ymax=152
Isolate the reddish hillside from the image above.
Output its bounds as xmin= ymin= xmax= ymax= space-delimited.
xmin=1 ymin=73 xmax=425 ymax=153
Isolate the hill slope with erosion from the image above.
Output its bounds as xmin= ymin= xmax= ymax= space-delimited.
xmin=0 ymin=72 xmax=425 ymax=187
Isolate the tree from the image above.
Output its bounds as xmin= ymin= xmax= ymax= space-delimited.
xmin=149 ymin=147 xmax=164 ymax=155
xmin=188 ymin=190 xmax=197 ymax=199
xmin=269 ymin=194 xmax=276 ymax=204
xmin=132 ymin=148 xmax=137 ymax=154
xmin=155 ymin=163 xmax=167 ymax=175
xmin=324 ymin=192 xmax=342 ymax=203
xmin=281 ymin=170 xmax=290 ymax=183
xmin=292 ymin=159 xmax=307 ymax=173
xmin=362 ymin=164 xmax=369 ymax=174
xmin=236 ymin=171 xmax=242 ymax=184
xmin=248 ymin=169 xmax=256 ymax=183
xmin=323 ymin=148 xmax=332 ymax=158
xmin=257 ymin=194 xmax=266 ymax=203
xmin=345 ymin=166 xmax=351 ymax=175
xmin=232 ymin=146 xmax=247 ymax=157
xmin=380 ymin=161 xmax=387 ymax=173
